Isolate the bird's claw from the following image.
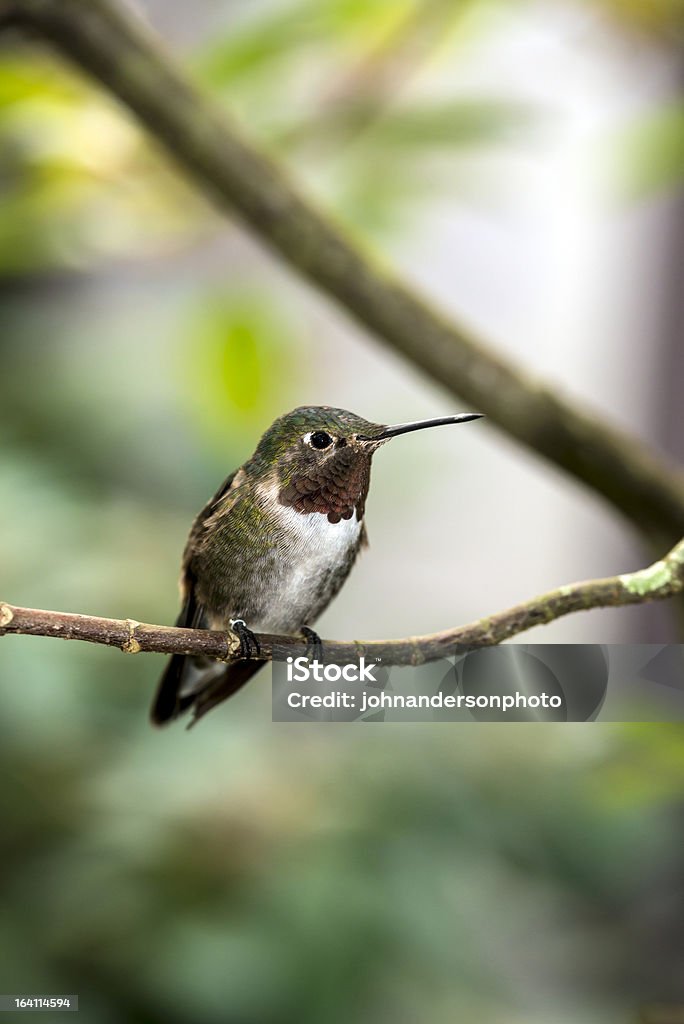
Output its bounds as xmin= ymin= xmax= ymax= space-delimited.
xmin=300 ymin=625 xmax=323 ymax=659
xmin=229 ymin=618 xmax=261 ymax=659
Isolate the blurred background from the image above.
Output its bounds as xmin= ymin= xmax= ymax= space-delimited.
xmin=1 ymin=0 xmax=684 ymax=1020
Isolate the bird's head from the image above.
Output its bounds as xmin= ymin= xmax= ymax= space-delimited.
xmin=249 ymin=405 xmax=482 ymax=523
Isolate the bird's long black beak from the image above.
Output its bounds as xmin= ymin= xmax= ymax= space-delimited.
xmin=357 ymin=413 xmax=483 ymax=443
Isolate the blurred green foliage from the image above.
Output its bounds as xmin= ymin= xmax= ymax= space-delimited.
xmin=0 ymin=53 xmax=206 ymax=274
xmin=197 ymin=0 xmax=536 ymax=233
xmin=0 ymin=0 xmax=534 ymax=274
xmin=179 ymin=291 xmax=299 ymax=440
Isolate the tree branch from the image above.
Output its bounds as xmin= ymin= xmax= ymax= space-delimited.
xmin=2 ymin=0 xmax=684 ymax=545
xmin=2 ymin=538 xmax=682 ymax=664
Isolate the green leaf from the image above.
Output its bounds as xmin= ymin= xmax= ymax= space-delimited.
xmin=366 ymin=98 xmax=534 ymax=150
xmin=177 ymin=291 xmax=300 ymax=448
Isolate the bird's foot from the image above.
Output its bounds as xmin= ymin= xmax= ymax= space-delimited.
xmin=229 ymin=618 xmax=261 ymax=659
xmin=300 ymin=625 xmax=323 ymax=660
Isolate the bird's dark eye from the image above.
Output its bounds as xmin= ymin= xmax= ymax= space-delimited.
xmin=308 ymin=431 xmax=333 ymax=450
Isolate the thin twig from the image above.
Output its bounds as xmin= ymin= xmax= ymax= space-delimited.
xmin=2 ymin=538 xmax=682 ymax=665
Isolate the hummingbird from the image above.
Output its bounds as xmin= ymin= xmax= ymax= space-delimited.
xmin=151 ymin=406 xmax=482 ymax=726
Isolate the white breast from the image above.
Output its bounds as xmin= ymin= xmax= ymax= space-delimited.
xmin=277 ymin=502 xmax=362 ymax=557
xmin=253 ymin=483 xmax=362 ymax=632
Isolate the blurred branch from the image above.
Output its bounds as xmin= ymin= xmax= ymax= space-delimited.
xmin=3 ymin=0 xmax=684 ymax=545
xmin=2 ymin=538 xmax=683 ymax=664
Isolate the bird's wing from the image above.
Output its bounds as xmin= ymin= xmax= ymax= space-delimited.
xmin=150 ymin=469 xmax=242 ymax=725
xmin=178 ymin=468 xmax=242 ymax=621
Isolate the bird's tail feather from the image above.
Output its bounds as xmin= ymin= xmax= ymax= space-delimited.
xmin=187 ymin=660 xmax=263 ymax=727
xmin=150 ymin=654 xmax=263 ymax=726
